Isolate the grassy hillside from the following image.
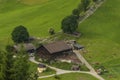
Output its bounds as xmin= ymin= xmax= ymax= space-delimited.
xmin=21 ymin=0 xmax=50 ymax=5
xmin=0 ymin=0 xmax=80 ymax=49
xmin=78 ymin=0 xmax=120 ymax=80
xmin=0 ymin=0 xmax=120 ymax=80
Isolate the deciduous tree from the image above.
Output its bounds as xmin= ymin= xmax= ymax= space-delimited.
xmin=72 ymin=8 xmax=80 ymax=17
xmin=81 ymin=0 xmax=91 ymax=11
xmin=11 ymin=25 xmax=29 ymax=43
xmin=61 ymin=15 xmax=78 ymax=34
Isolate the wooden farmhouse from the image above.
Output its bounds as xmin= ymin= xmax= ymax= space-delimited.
xmin=36 ymin=41 xmax=72 ymax=60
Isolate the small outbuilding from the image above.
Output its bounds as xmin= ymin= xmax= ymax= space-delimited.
xmin=73 ymin=43 xmax=84 ymax=50
xmin=14 ymin=43 xmax=36 ymax=53
xmin=71 ymin=41 xmax=84 ymax=50
xmin=37 ymin=64 xmax=47 ymax=73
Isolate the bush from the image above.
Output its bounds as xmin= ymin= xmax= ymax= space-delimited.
xmin=80 ymin=65 xmax=89 ymax=71
xmin=54 ymin=75 xmax=60 ymax=80
xmin=49 ymin=28 xmax=55 ymax=35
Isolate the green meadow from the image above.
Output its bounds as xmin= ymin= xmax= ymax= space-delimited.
xmin=78 ymin=0 xmax=120 ymax=80
xmin=0 ymin=0 xmax=80 ymax=48
xmin=0 ymin=0 xmax=120 ymax=80
xmin=39 ymin=73 xmax=98 ymax=80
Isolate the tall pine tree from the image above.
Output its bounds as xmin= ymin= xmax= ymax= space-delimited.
xmin=10 ymin=51 xmax=30 ymax=80
xmin=0 ymin=51 xmax=7 ymax=80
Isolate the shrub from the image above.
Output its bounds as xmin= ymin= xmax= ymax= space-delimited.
xmin=49 ymin=28 xmax=55 ymax=35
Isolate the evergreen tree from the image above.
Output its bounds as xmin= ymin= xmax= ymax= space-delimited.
xmin=10 ymin=51 xmax=30 ymax=80
xmin=0 ymin=48 xmax=30 ymax=80
xmin=0 ymin=51 xmax=7 ymax=80
xmin=5 ymin=49 xmax=14 ymax=80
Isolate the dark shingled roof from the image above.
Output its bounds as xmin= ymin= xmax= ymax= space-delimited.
xmin=73 ymin=43 xmax=84 ymax=49
xmin=38 ymin=64 xmax=46 ymax=68
xmin=14 ymin=43 xmax=36 ymax=51
xmin=43 ymin=41 xmax=72 ymax=54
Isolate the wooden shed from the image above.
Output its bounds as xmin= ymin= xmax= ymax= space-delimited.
xmin=14 ymin=43 xmax=36 ymax=53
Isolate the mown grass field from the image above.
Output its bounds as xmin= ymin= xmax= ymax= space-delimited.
xmin=0 ymin=0 xmax=80 ymax=49
xmin=39 ymin=73 xmax=98 ymax=80
xmin=29 ymin=62 xmax=56 ymax=76
xmin=0 ymin=0 xmax=120 ymax=80
xmin=78 ymin=0 xmax=120 ymax=80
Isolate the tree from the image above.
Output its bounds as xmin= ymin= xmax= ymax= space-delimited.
xmin=5 ymin=50 xmax=14 ymax=80
xmin=11 ymin=25 xmax=29 ymax=43
xmin=61 ymin=15 xmax=78 ymax=34
xmin=5 ymin=45 xmax=14 ymax=53
xmin=0 ymin=49 xmax=15 ymax=80
xmin=93 ymin=0 xmax=98 ymax=3
xmin=81 ymin=0 xmax=91 ymax=11
xmin=72 ymin=8 xmax=80 ymax=17
xmin=78 ymin=3 xmax=83 ymax=12
xmin=0 ymin=48 xmax=30 ymax=80
xmin=0 ymin=51 xmax=7 ymax=80
xmin=10 ymin=51 xmax=30 ymax=80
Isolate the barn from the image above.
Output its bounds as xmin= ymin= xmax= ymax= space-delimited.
xmin=36 ymin=41 xmax=72 ymax=60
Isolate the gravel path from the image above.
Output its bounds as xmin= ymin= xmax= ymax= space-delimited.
xmin=78 ymin=0 xmax=105 ymax=24
xmin=29 ymin=57 xmax=89 ymax=78
xmin=74 ymin=50 xmax=104 ymax=80
xmin=29 ymin=56 xmax=104 ymax=80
